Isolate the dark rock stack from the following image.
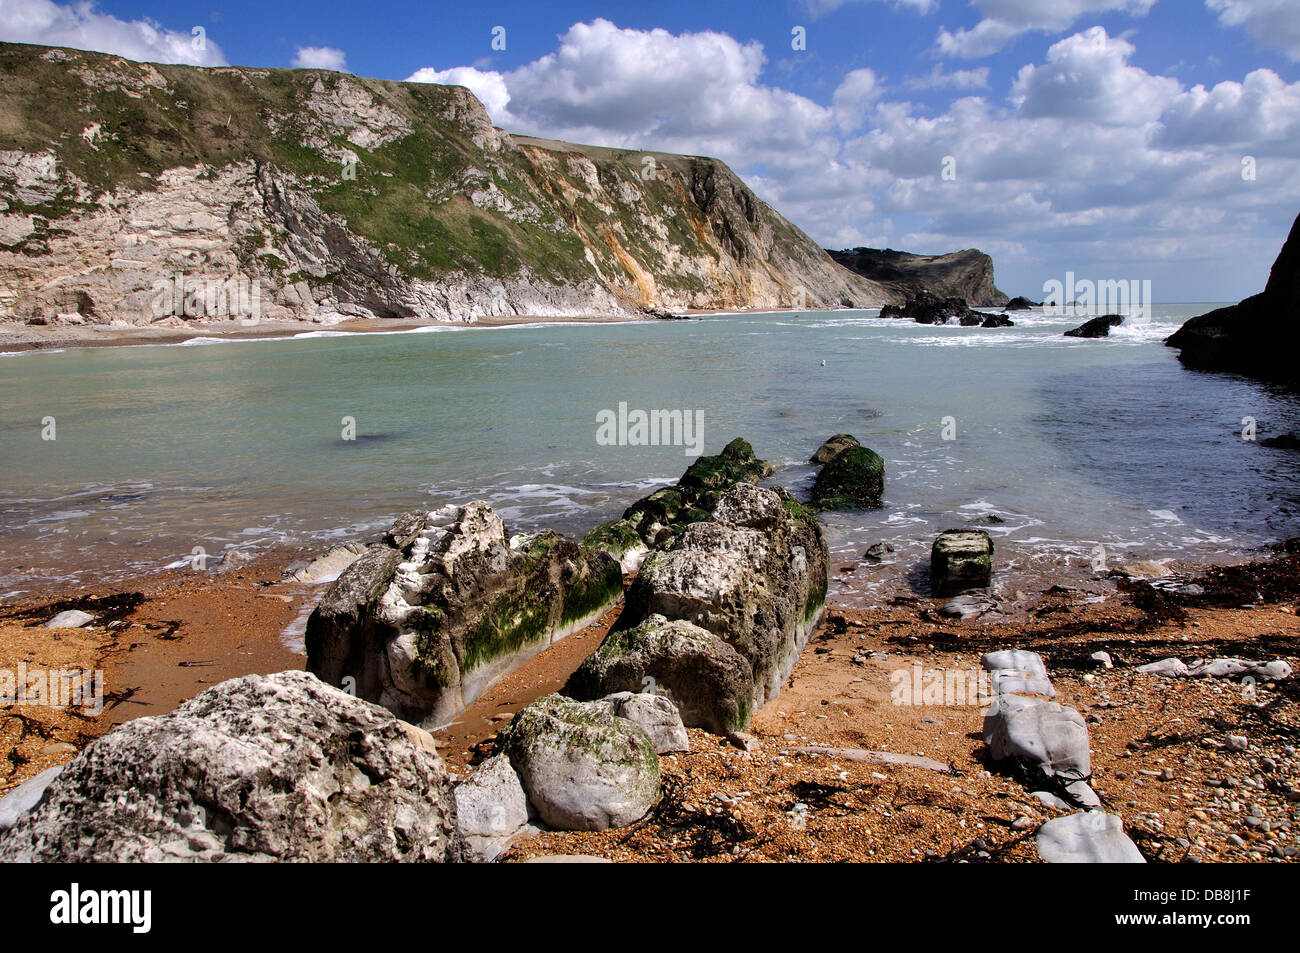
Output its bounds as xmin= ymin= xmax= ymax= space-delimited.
xmin=1166 ymin=211 xmax=1300 ymax=384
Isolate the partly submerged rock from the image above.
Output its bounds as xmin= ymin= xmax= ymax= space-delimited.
xmin=1003 ymin=296 xmax=1038 ymax=311
xmin=613 ymin=483 xmax=829 ymax=719
xmin=863 ymin=541 xmax=895 ymax=562
xmin=565 ymin=614 xmax=755 ymax=735
xmin=809 ymin=433 xmax=861 ymax=465
xmin=879 ymin=289 xmax=984 ymax=325
xmin=497 ymin=693 xmax=659 ymax=832
xmin=1260 ymin=433 xmax=1300 ymax=449
xmin=811 ymin=444 xmax=885 ymax=510
xmin=1166 ymin=211 xmax=1300 ymax=384
xmin=306 ymin=501 xmax=623 ymax=728
xmin=1064 ymin=314 xmax=1123 ymax=338
xmin=0 ymin=671 xmax=461 ymax=862
xmin=454 ymin=753 xmax=530 ymax=862
xmin=581 ymin=437 xmax=773 ymax=570
xmin=931 ymin=528 xmax=993 ymax=595
xmin=981 ymin=313 xmax=1015 ymax=328
xmin=1037 ymin=812 xmax=1146 ymax=863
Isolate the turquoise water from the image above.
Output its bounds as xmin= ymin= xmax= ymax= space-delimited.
xmin=2 ymin=305 xmax=1299 ymax=603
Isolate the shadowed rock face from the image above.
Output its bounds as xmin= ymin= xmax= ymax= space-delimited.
xmin=811 ymin=443 xmax=885 ymax=510
xmin=931 ymin=528 xmax=993 ymax=595
xmin=827 ymin=247 xmax=1009 ymax=307
xmin=0 ymin=671 xmax=461 ymax=862
xmin=1166 ymin=211 xmax=1300 ymax=384
xmin=880 ymin=289 xmax=987 ymax=325
xmin=306 ymin=501 xmax=623 ymax=728
xmin=565 ymin=614 xmax=756 ymax=734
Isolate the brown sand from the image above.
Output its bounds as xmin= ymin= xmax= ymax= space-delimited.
xmin=3 ymin=550 xmax=1297 ymax=863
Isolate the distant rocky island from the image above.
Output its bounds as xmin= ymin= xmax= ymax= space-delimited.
xmin=1167 ymin=211 xmax=1300 ymax=385
xmin=826 ymin=247 xmax=1008 ymax=308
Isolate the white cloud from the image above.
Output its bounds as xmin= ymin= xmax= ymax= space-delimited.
xmin=405 ymin=18 xmax=837 ymax=173
xmin=1158 ymin=68 xmax=1300 ymax=151
xmin=0 ymin=0 xmax=225 ymax=65
xmin=1010 ymin=28 xmax=1180 ymax=125
xmin=903 ymin=64 xmax=992 ymax=90
xmin=936 ymin=0 xmax=1156 ymax=58
xmin=832 ymin=68 xmax=881 ymax=131
xmin=404 ymin=21 xmax=1300 ymax=298
xmin=291 ymin=45 xmax=347 ymax=71
xmin=406 ymin=66 xmax=512 ymax=118
xmin=1207 ymin=0 xmax=1300 ymax=61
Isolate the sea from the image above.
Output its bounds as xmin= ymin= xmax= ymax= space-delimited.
xmin=3 ymin=304 xmax=1298 ymax=606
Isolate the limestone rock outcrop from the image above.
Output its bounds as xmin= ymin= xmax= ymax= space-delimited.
xmin=306 ymin=501 xmax=623 ymax=728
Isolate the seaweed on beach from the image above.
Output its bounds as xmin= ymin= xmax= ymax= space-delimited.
xmin=2 ymin=591 xmax=144 ymax=627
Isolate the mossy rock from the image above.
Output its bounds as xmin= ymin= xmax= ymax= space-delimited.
xmin=497 ymin=693 xmax=660 ymax=831
xmin=680 ymin=437 xmax=773 ymax=492
xmin=583 ymin=437 xmax=774 ymax=558
xmin=809 ymin=433 xmax=861 ymax=465
xmin=565 ymin=615 xmax=756 ymax=734
xmin=811 ymin=444 xmax=885 ymax=510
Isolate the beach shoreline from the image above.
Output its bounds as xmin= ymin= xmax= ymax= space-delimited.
xmin=0 ymin=306 xmax=853 ymax=355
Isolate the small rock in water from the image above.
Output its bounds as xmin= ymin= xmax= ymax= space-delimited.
xmin=863 ymin=542 xmax=895 ymax=562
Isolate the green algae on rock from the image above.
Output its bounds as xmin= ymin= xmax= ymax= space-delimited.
xmin=811 ymin=443 xmax=885 ymax=510
xmin=306 ymin=502 xmax=623 ymax=728
xmin=581 ymin=437 xmax=774 ymax=569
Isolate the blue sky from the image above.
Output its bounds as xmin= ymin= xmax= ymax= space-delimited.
xmin=3 ymin=0 xmax=1300 ymax=300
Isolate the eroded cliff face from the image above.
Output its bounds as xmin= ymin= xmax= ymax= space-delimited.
xmin=0 ymin=42 xmax=891 ymax=327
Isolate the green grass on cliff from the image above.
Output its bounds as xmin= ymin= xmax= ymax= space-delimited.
xmin=0 ymin=40 xmax=828 ymax=299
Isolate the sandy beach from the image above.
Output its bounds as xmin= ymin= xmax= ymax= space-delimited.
xmin=4 ymin=540 xmax=1296 ymax=863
